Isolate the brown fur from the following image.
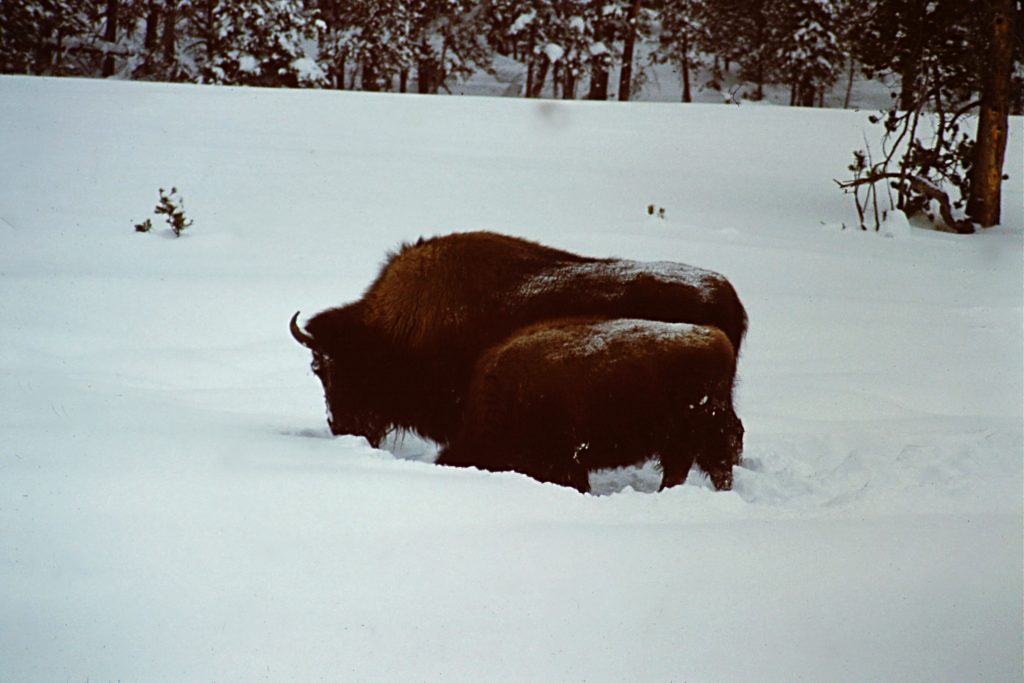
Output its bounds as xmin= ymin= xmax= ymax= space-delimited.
xmin=437 ymin=318 xmax=744 ymax=493
xmin=296 ymin=231 xmax=747 ymax=446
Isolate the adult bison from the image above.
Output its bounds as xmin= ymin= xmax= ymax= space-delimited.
xmin=437 ymin=318 xmax=744 ymax=492
xmin=290 ymin=231 xmax=746 ymax=447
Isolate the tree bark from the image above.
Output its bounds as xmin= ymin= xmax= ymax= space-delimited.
xmin=162 ymin=2 xmax=177 ymax=68
xmin=562 ymin=67 xmax=577 ymax=99
xmin=588 ymin=23 xmax=612 ymax=100
xmin=618 ymin=0 xmax=642 ymax=101
xmin=680 ymin=32 xmax=691 ymax=103
xmin=588 ymin=58 xmax=609 ymax=99
xmin=102 ymin=0 xmax=120 ymax=77
xmin=967 ymin=0 xmax=1014 ymax=227
xmin=362 ymin=60 xmax=380 ymax=91
xmin=898 ymin=0 xmax=926 ymax=110
xmin=529 ymin=55 xmax=550 ymax=98
xmin=144 ymin=3 xmax=160 ymax=51
xmin=843 ymin=57 xmax=856 ymax=109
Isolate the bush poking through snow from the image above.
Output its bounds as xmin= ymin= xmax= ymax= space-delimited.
xmin=135 ymin=187 xmax=193 ymax=237
xmin=647 ymin=204 xmax=666 ymax=219
xmin=155 ymin=187 xmax=193 ymax=237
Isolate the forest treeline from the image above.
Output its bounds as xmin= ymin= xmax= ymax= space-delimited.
xmin=2 ymin=1 xmax=1021 ymax=110
xmin=3 ymin=1 xmax=1019 ymax=228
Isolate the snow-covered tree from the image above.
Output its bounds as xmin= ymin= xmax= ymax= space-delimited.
xmin=312 ymin=0 xmax=489 ymax=94
xmin=0 ymin=1 xmax=140 ymax=77
xmin=0 ymin=2 xmax=81 ymax=74
xmin=313 ymin=0 xmax=415 ymax=91
xmin=498 ymin=0 xmax=637 ymax=100
xmin=655 ymin=0 xmax=705 ymax=102
xmin=185 ymin=0 xmax=322 ymax=87
xmin=770 ymin=0 xmax=843 ymax=106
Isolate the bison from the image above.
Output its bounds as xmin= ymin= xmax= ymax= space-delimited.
xmin=436 ymin=318 xmax=743 ymax=493
xmin=290 ymin=231 xmax=746 ymax=447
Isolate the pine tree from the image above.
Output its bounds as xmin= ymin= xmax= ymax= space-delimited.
xmin=313 ymin=0 xmax=416 ymax=91
xmin=656 ymin=0 xmax=705 ymax=102
xmin=771 ymin=0 xmax=843 ymax=107
xmin=0 ymin=2 xmax=60 ymax=74
xmin=186 ymin=0 xmax=321 ymax=87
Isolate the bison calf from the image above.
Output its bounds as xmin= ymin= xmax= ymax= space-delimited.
xmin=437 ymin=318 xmax=744 ymax=493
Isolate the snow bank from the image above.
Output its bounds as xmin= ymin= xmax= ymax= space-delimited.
xmin=0 ymin=76 xmax=1021 ymax=682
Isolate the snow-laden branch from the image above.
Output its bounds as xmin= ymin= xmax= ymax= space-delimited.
xmin=835 ymin=173 xmax=976 ymax=234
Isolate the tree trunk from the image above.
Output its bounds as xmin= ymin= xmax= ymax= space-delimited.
xmin=588 ymin=23 xmax=612 ymax=100
xmin=563 ymin=68 xmax=576 ymax=100
xmin=162 ymin=2 xmax=177 ymax=68
xmin=588 ymin=58 xmax=609 ymax=100
xmin=204 ymin=3 xmax=217 ymax=73
xmin=898 ymin=0 xmax=926 ymax=110
xmin=336 ymin=54 xmax=346 ymax=90
xmin=417 ymin=48 xmax=435 ymax=94
xmin=362 ymin=60 xmax=379 ymax=91
xmin=843 ymin=57 xmax=856 ymax=109
xmin=680 ymin=32 xmax=691 ymax=103
xmin=144 ymin=3 xmax=160 ymax=51
xmin=529 ymin=55 xmax=550 ymax=98
xmin=618 ymin=0 xmax=642 ymax=101
xmin=967 ymin=0 xmax=1014 ymax=227
xmin=799 ymin=74 xmax=816 ymax=107
xmin=101 ymin=0 xmax=120 ymax=77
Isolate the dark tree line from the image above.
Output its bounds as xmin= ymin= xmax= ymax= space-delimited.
xmin=2 ymin=1 xmax=1019 ymax=227
xmin=3 ymin=1 xmax=1018 ymax=106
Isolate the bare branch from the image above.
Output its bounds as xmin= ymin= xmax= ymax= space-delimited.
xmin=836 ymin=173 xmax=976 ymax=234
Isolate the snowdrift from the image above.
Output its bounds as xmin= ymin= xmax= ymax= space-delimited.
xmin=1 ymin=75 xmax=1021 ymax=682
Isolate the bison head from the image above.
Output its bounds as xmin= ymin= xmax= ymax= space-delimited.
xmin=290 ymin=310 xmax=391 ymax=447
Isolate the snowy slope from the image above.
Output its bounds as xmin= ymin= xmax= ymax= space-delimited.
xmin=1 ymin=75 xmax=1022 ymax=682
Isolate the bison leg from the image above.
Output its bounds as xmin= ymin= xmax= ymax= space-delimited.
xmin=703 ymin=465 xmax=734 ymax=491
xmin=694 ymin=404 xmax=744 ymax=492
xmin=658 ymin=449 xmax=696 ymax=491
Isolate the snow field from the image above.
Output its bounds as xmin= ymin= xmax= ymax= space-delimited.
xmin=1 ymin=75 xmax=1021 ymax=681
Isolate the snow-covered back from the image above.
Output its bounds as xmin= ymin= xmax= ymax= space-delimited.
xmin=0 ymin=75 xmax=1021 ymax=682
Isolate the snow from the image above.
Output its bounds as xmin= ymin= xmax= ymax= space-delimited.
xmin=517 ymin=319 xmax=706 ymax=359
xmin=510 ymin=11 xmax=536 ymax=34
xmin=518 ymin=259 xmax=721 ymax=305
xmin=1 ymin=75 xmax=1022 ymax=682
xmin=290 ymin=56 xmax=327 ymax=85
xmin=543 ymin=42 xmax=566 ymax=64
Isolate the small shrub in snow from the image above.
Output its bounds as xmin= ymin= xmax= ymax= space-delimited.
xmin=155 ymin=187 xmax=193 ymax=237
xmin=135 ymin=187 xmax=194 ymax=238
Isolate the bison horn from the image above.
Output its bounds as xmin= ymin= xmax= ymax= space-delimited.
xmin=289 ymin=311 xmax=316 ymax=348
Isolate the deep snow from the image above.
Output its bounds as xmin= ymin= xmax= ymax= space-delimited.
xmin=1 ymin=75 xmax=1022 ymax=682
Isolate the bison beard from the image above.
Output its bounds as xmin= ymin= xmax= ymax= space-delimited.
xmin=291 ymin=231 xmax=747 ymax=449
xmin=437 ymin=318 xmax=744 ymax=492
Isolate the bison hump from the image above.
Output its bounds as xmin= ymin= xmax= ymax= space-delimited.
xmin=360 ymin=231 xmax=586 ymax=348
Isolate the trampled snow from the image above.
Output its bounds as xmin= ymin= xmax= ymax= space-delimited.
xmin=1 ymin=75 xmax=1022 ymax=682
